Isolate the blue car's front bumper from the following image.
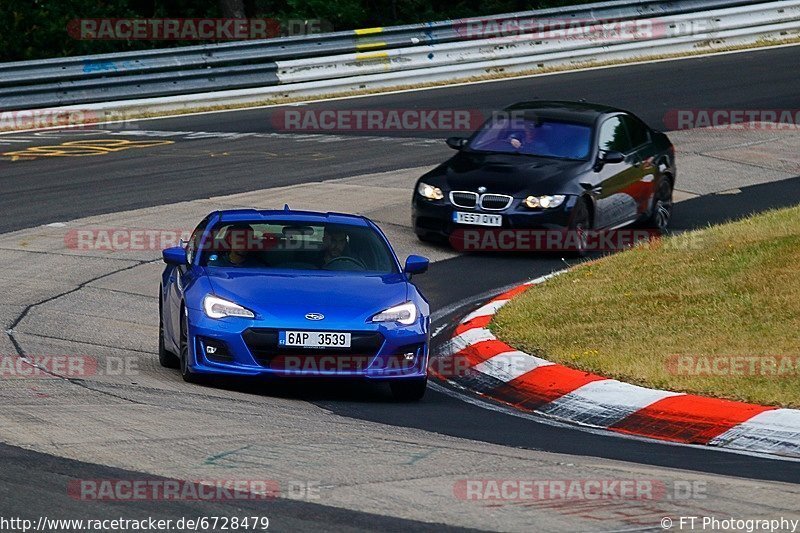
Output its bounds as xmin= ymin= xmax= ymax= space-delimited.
xmin=184 ymin=311 xmax=429 ymax=380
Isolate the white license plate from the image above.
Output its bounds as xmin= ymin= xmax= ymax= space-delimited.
xmin=279 ymin=331 xmax=352 ymax=348
xmin=453 ymin=211 xmax=502 ymax=227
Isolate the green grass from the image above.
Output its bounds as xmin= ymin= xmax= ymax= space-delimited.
xmin=491 ymin=206 xmax=800 ymax=407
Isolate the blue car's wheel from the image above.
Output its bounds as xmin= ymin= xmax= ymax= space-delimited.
xmin=179 ymin=309 xmax=202 ymax=384
xmin=390 ymin=378 xmax=427 ymax=402
xmin=158 ymin=291 xmax=179 ymax=369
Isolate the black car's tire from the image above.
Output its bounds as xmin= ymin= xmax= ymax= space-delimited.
xmin=647 ymin=177 xmax=673 ymax=234
xmin=179 ymin=309 xmax=203 ymax=384
xmin=390 ymin=378 xmax=427 ymax=401
xmin=158 ymin=292 xmax=180 ymax=369
xmin=415 ymin=231 xmax=443 ymax=244
xmin=568 ymin=198 xmax=592 ymax=257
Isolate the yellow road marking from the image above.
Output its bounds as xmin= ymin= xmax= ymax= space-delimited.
xmin=3 ymin=139 xmax=174 ymax=161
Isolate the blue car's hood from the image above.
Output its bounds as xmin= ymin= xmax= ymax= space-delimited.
xmin=203 ymin=268 xmax=409 ymax=327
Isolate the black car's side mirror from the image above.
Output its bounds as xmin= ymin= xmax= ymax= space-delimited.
xmin=600 ymin=150 xmax=625 ymax=164
xmin=446 ymin=137 xmax=468 ymax=150
xmin=594 ymin=150 xmax=625 ymax=171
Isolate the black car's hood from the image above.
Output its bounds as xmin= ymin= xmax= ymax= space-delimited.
xmin=430 ymin=151 xmax=590 ymax=196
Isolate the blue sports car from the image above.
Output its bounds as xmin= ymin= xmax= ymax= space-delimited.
xmin=159 ymin=208 xmax=431 ymax=401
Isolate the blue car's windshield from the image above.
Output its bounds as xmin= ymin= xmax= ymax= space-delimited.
xmin=468 ymin=117 xmax=592 ymax=160
xmin=198 ymin=221 xmax=398 ymax=273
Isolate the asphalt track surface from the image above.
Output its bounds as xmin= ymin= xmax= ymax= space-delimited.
xmin=2 ymin=45 xmax=800 ymax=233
xmin=3 ymin=45 xmax=800 ymax=527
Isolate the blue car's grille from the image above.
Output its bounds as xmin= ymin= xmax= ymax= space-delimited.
xmin=242 ymin=328 xmax=385 ymax=370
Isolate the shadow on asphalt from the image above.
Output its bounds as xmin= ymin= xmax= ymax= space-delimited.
xmin=199 ymin=376 xmax=403 ymax=403
xmin=673 ymin=174 xmax=800 ymax=230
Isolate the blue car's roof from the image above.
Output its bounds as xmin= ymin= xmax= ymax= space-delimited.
xmin=215 ymin=208 xmax=371 ymax=227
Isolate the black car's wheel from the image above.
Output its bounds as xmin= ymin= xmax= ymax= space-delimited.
xmin=568 ymin=198 xmax=591 ymax=256
xmin=158 ymin=291 xmax=179 ymax=369
xmin=179 ymin=308 xmax=202 ymax=384
xmin=648 ymin=177 xmax=673 ymax=234
xmin=390 ymin=378 xmax=427 ymax=401
xmin=415 ymin=231 xmax=443 ymax=245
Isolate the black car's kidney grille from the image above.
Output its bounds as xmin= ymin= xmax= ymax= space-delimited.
xmin=450 ymin=191 xmax=478 ymax=208
xmin=242 ymin=328 xmax=385 ymax=369
xmin=479 ymin=194 xmax=513 ymax=210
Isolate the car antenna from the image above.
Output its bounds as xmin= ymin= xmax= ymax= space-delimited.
xmin=283 ymin=203 xmax=291 ymax=211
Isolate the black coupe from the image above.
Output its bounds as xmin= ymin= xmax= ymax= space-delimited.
xmin=412 ymin=101 xmax=676 ymax=251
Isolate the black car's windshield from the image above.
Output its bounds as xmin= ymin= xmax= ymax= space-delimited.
xmin=199 ymin=221 xmax=398 ymax=273
xmin=468 ymin=117 xmax=592 ymax=160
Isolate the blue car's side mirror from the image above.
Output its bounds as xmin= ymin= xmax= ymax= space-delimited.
xmin=404 ymin=255 xmax=429 ymax=275
xmin=162 ymin=246 xmax=188 ymax=266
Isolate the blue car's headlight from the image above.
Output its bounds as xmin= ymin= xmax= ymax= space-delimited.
xmin=371 ymin=302 xmax=418 ymax=326
xmin=203 ymin=295 xmax=255 ymax=319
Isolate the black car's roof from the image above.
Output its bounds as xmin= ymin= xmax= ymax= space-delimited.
xmin=503 ymin=100 xmax=627 ymax=125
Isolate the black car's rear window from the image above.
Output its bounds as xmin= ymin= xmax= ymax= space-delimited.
xmin=469 ymin=117 xmax=592 ymax=160
xmin=198 ymin=221 xmax=398 ymax=273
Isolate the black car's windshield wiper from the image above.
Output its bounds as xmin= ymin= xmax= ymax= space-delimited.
xmin=465 ymin=147 xmax=585 ymax=161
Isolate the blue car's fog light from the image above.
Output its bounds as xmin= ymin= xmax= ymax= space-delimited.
xmin=198 ymin=337 xmax=234 ymax=363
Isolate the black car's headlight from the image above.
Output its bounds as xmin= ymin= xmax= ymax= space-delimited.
xmin=417 ymin=182 xmax=444 ymax=200
xmin=524 ymin=195 xmax=566 ymax=209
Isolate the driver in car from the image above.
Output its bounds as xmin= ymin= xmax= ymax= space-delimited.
xmin=322 ymin=227 xmax=349 ymax=265
xmin=508 ymin=121 xmax=542 ymax=151
xmin=208 ymin=223 xmax=264 ymax=268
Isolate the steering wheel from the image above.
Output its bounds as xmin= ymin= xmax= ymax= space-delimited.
xmin=323 ymin=256 xmax=367 ymax=271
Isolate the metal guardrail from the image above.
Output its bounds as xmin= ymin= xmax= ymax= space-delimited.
xmin=0 ymin=0 xmax=794 ymax=112
xmin=275 ymin=3 xmax=800 ymax=83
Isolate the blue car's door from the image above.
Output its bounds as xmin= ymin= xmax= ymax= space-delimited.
xmin=165 ymin=262 xmax=185 ymax=349
xmin=165 ymin=218 xmax=209 ymax=349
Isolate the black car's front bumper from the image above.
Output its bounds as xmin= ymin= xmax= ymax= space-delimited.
xmin=412 ymin=194 xmax=578 ymax=240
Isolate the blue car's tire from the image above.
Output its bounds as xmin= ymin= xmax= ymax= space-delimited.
xmin=390 ymin=378 xmax=427 ymax=402
xmin=158 ymin=291 xmax=179 ymax=369
xmin=179 ymin=309 xmax=203 ymax=384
